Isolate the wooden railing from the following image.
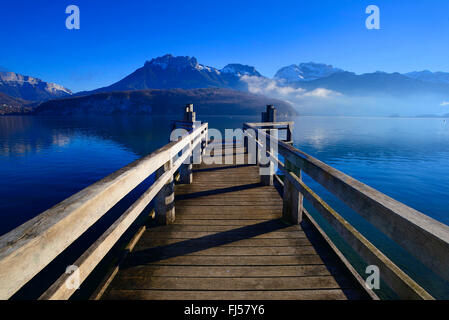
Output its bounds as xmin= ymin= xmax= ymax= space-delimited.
xmin=0 ymin=123 xmax=208 ymax=300
xmin=243 ymin=122 xmax=449 ymax=300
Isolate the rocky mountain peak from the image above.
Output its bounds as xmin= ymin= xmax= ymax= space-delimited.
xmin=221 ymin=64 xmax=262 ymax=77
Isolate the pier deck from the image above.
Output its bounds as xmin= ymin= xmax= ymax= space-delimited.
xmin=100 ymin=144 xmax=369 ymax=300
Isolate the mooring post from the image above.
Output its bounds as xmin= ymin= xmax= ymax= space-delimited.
xmin=282 ymin=159 xmax=303 ymax=224
xmin=261 ymin=104 xmax=276 ymax=122
xmin=155 ymin=160 xmax=175 ymax=224
xmin=184 ymin=103 xmax=196 ymax=123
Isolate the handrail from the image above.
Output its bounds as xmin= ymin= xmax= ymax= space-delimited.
xmin=243 ymin=121 xmax=293 ymax=128
xmin=0 ymin=123 xmax=208 ymax=300
xmin=244 ymin=122 xmax=449 ymax=299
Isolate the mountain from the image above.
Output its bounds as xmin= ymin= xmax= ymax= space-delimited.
xmin=35 ymin=88 xmax=296 ymax=116
xmin=272 ymin=62 xmax=449 ymax=96
xmin=404 ymin=70 xmax=449 ymax=85
xmin=0 ymin=72 xmax=72 ymax=101
xmin=289 ymin=71 xmax=449 ymax=96
xmin=78 ymin=55 xmax=263 ymax=95
xmin=0 ymin=71 xmax=72 ymax=101
xmin=274 ymin=62 xmax=344 ymax=83
xmin=0 ymin=92 xmax=32 ymax=115
xmin=220 ymin=64 xmax=262 ymax=77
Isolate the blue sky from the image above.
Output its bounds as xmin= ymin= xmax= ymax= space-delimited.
xmin=1 ymin=0 xmax=449 ymax=92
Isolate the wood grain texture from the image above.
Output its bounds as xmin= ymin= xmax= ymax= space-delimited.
xmin=101 ymin=145 xmax=369 ymax=300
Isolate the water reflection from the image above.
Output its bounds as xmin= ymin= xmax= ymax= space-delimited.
xmin=1 ymin=115 xmax=448 ymax=232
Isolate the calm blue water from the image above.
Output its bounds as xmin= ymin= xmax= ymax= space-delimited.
xmin=0 ymin=115 xmax=257 ymax=235
xmin=1 ymin=115 xmax=448 ymax=298
xmin=292 ymin=116 xmax=449 ymax=226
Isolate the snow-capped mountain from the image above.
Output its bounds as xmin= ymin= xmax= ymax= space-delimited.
xmin=220 ymin=64 xmax=262 ymax=77
xmin=62 ymin=54 xmax=449 ymax=102
xmin=79 ymin=55 xmax=264 ymax=95
xmin=274 ymin=62 xmax=345 ymax=82
xmin=404 ymin=70 xmax=449 ymax=85
xmin=0 ymin=72 xmax=72 ymax=101
xmin=145 ymin=54 xmax=221 ymax=74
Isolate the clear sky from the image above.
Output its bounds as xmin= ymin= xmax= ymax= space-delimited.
xmin=1 ymin=0 xmax=449 ymax=92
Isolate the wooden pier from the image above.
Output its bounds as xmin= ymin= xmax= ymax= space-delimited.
xmin=100 ymin=143 xmax=370 ymax=300
xmin=0 ymin=104 xmax=448 ymax=300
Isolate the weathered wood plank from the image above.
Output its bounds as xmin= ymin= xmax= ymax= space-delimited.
xmin=175 ymin=205 xmax=282 ymax=211
xmin=134 ymin=238 xmax=312 ymax=248
xmin=103 ymin=289 xmax=357 ymax=300
xmin=128 ymin=245 xmax=318 ymax=256
xmin=143 ymin=224 xmax=302 ymax=233
xmin=100 ymin=143 xmax=369 ymax=300
xmin=173 ymin=219 xmax=279 ymax=226
xmin=141 ymin=231 xmax=307 ymax=239
xmin=175 ymin=214 xmax=282 ymax=220
xmin=106 ymin=275 xmax=352 ymax=291
xmin=178 ymin=210 xmax=281 ymax=215
xmin=112 ymin=265 xmax=334 ymax=278
xmin=175 ymin=206 xmax=282 ymax=214
xmin=175 ymin=200 xmax=283 ymax=206
xmin=120 ymin=255 xmax=326 ymax=266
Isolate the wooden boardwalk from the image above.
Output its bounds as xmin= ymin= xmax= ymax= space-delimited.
xmin=101 ymin=144 xmax=370 ymax=300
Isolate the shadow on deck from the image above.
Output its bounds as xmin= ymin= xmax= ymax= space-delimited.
xmin=100 ymin=146 xmax=371 ymax=300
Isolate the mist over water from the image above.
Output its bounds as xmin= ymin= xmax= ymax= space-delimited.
xmin=241 ymin=75 xmax=449 ymax=117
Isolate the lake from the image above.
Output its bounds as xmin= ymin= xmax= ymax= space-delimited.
xmin=1 ymin=115 xmax=448 ymax=298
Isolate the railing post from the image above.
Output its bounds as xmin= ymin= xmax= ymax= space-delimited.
xmin=155 ymin=160 xmax=175 ymax=224
xmin=179 ymin=161 xmax=193 ymax=185
xmin=243 ymin=125 xmax=248 ymax=153
xmin=286 ymin=123 xmax=293 ymax=143
xmin=179 ymin=144 xmax=193 ymax=184
xmin=282 ymin=159 xmax=303 ymax=224
xmin=262 ymin=104 xmax=276 ymax=122
xmin=194 ymin=137 xmax=203 ymax=165
xmin=260 ymin=129 xmax=274 ymax=186
xmin=255 ymin=129 xmax=259 ymax=165
xmin=203 ymin=126 xmax=208 ymax=155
